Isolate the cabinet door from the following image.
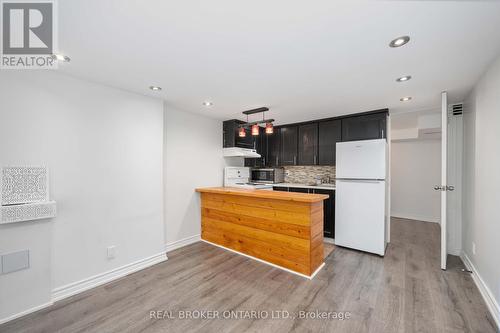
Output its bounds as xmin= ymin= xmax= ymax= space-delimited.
xmin=288 ymin=187 xmax=310 ymax=193
xmin=244 ymin=127 xmax=268 ymax=167
xmin=267 ymin=128 xmax=281 ymax=166
xmin=273 ymin=186 xmax=288 ymax=192
xmin=298 ymin=123 xmax=318 ymax=165
xmin=280 ymin=126 xmax=298 ymax=166
xmin=313 ymin=189 xmax=335 ymax=238
xmin=318 ymin=120 xmax=341 ymax=165
xmin=341 ymin=113 xmax=387 ymax=142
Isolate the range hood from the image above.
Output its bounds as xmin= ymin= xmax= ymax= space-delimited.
xmin=223 ymin=147 xmax=261 ymax=158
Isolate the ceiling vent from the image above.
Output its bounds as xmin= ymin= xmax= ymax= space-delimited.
xmin=448 ymin=103 xmax=463 ymax=116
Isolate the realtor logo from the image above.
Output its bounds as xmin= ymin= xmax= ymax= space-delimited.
xmin=1 ymin=0 xmax=57 ymax=69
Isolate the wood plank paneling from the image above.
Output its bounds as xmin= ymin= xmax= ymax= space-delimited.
xmin=202 ymin=217 xmax=309 ymax=252
xmin=199 ymin=191 xmax=325 ymax=276
xmin=202 ymin=208 xmax=310 ymax=239
xmin=201 ymin=197 xmax=310 ymax=226
xmin=203 ymin=192 xmax=312 ymax=213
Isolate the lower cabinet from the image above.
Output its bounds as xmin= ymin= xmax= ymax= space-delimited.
xmin=288 ymin=187 xmax=310 ymax=193
xmin=272 ymin=186 xmax=288 ymax=192
xmin=311 ymin=189 xmax=335 ymax=239
xmin=273 ymin=186 xmax=335 ymax=238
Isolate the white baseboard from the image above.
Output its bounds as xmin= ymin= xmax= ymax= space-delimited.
xmin=52 ymin=251 xmax=168 ymax=302
xmin=0 ymin=301 xmax=54 ymax=325
xmin=447 ymin=248 xmax=462 ymax=256
xmin=391 ymin=213 xmax=440 ymax=224
xmin=166 ymin=234 xmax=201 ymax=253
xmin=460 ymin=251 xmax=500 ymax=329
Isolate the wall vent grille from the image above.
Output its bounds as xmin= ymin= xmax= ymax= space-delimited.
xmin=448 ymin=103 xmax=463 ymax=116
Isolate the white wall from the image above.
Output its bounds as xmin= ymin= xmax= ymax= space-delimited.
xmin=164 ymin=106 xmax=242 ymax=251
xmin=0 ymin=71 xmax=165 ymax=322
xmin=463 ymin=54 xmax=500 ymax=324
xmin=391 ymin=138 xmax=441 ymax=223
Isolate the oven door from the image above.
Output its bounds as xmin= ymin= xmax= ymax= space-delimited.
xmin=251 ymin=169 xmax=274 ymax=183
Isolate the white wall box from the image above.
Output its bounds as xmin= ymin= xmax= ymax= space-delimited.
xmin=0 ymin=166 xmax=57 ymax=224
xmin=1 ymin=201 xmax=57 ymax=225
xmin=1 ymin=166 xmax=49 ymax=205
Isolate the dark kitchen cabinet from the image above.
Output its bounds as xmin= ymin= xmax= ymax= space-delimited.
xmin=341 ymin=113 xmax=387 ymax=142
xmin=312 ymin=189 xmax=335 ymax=238
xmin=318 ymin=120 xmax=341 ymax=165
xmin=280 ymin=126 xmax=298 ymax=166
xmin=288 ymin=187 xmax=310 ymax=193
xmin=284 ymin=186 xmax=335 ymax=238
xmin=267 ymin=128 xmax=281 ymax=167
xmin=225 ymin=109 xmax=388 ymax=167
xmin=244 ymin=127 xmax=268 ymax=167
xmin=273 ymin=186 xmax=288 ymax=192
xmin=298 ymin=123 xmax=319 ymax=165
xmin=223 ymin=119 xmax=254 ymax=149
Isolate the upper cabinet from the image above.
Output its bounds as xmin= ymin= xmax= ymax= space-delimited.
xmin=280 ymin=126 xmax=298 ymax=166
xmin=341 ymin=113 xmax=387 ymax=142
xmin=298 ymin=123 xmax=318 ymax=165
xmin=227 ymin=109 xmax=387 ymax=167
xmin=267 ymin=127 xmax=281 ymax=167
xmin=318 ymin=120 xmax=342 ymax=165
xmin=223 ymin=119 xmax=254 ymax=149
xmin=244 ymin=127 xmax=268 ymax=167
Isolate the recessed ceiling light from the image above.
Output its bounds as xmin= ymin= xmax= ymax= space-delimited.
xmin=400 ymin=96 xmax=412 ymax=102
xmin=396 ymin=75 xmax=412 ymax=82
xmin=52 ymin=54 xmax=70 ymax=62
xmin=203 ymin=101 xmax=213 ymax=107
xmin=389 ymin=36 xmax=410 ymax=48
xmin=149 ymin=86 xmax=162 ymax=91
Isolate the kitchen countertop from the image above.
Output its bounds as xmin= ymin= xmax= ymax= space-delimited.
xmin=196 ymin=187 xmax=329 ymax=203
xmin=272 ymin=183 xmax=336 ymax=190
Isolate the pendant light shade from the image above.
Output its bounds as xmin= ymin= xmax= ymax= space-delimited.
xmin=251 ymin=124 xmax=260 ymax=136
xmin=265 ymin=122 xmax=274 ymax=134
xmin=238 ymin=127 xmax=246 ymax=137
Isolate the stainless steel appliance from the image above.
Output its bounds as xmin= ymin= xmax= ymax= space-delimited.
xmin=250 ymin=168 xmax=285 ymax=184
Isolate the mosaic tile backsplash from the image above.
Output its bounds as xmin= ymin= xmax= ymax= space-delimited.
xmin=283 ymin=166 xmax=336 ymax=185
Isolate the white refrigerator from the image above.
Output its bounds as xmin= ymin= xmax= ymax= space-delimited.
xmin=335 ymin=139 xmax=387 ymax=256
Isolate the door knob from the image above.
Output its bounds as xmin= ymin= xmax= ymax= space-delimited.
xmin=434 ymin=185 xmax=455 ymax=191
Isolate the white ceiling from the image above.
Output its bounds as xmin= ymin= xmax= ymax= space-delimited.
xmin=58 ymin=0 xmax=500 ymax=125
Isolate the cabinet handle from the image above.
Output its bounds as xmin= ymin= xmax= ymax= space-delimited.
xmin=294 ymin=156 xmax=297 ymax=165
xmin=276 ymin=156 xmax=278 ymax=166
xmin=314 ymin=155 xmax=317 ymax=164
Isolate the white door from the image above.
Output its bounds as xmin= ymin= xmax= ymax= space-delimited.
xmin=439 ymin=92 xmax=448 ymax=270
xmin=336 ymin=139 xmax=386 ymax=179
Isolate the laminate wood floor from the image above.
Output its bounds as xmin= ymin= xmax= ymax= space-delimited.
xmin=2 ymin=218 xmax=497 ymax=333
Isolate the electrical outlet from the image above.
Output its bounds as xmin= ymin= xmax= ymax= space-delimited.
xmin=107 ymin=246 xmax=116 ymax=259
xmin=472 ymin=242 xmax=476 ymax=255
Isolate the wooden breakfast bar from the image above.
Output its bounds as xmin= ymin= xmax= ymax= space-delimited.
xmin=195 ymin=187 xmax=329 ymax=278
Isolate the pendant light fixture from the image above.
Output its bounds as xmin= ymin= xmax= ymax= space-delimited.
xmin=240 ymin=107 xmax=275 ymax=136
xmin=265 ymin=122 xmax=274 ymax=134
xmin=251 ymin=124 xmax=260 ymax=136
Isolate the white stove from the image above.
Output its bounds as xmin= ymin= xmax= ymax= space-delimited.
xmin=224 ymin=167 xmax=273 ymax=190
